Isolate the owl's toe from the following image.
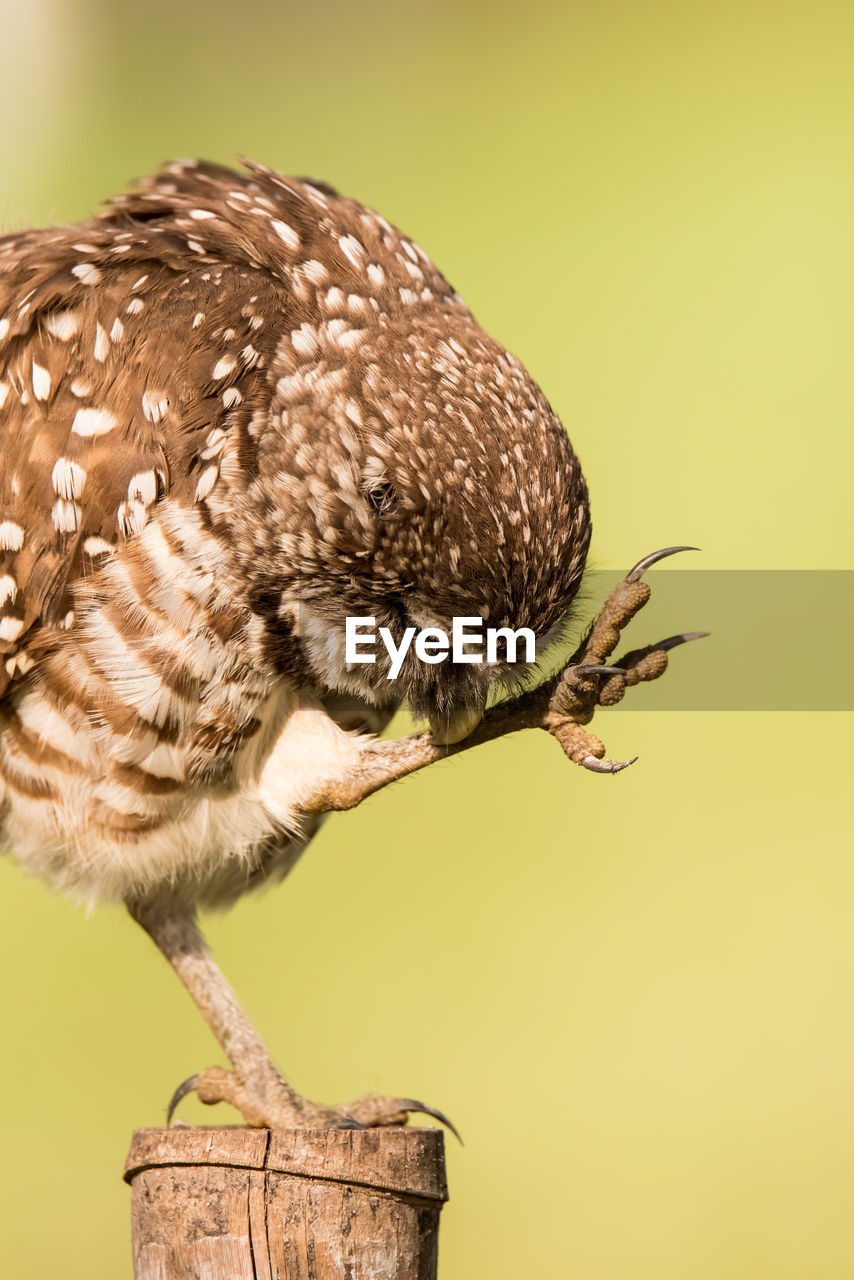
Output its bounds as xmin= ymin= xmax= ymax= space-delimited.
xmin=166 ymin=1066 xmax=459 ymax=1138
xmin=337 ymin=1094 xmax=461 ymax=1142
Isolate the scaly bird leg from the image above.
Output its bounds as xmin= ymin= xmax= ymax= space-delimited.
xmin=129 ymin=903 xmax=458 ymax=1135
xmin=305 ymin=546 xmax=708 ymax=811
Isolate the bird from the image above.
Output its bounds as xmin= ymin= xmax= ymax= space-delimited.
xmin=0 ymin=159 xmax=703 ymax=1131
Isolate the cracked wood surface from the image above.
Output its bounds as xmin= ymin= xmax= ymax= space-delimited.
xmin=125 ymin=1126 xmax=447 ymax=1279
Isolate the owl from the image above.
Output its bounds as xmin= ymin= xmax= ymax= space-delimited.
xmin=0 ymin=160 xmax=701 ymax=1129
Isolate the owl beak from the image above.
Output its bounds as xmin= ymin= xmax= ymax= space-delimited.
xmin=429 ymin=699 xmax=485 ymax=746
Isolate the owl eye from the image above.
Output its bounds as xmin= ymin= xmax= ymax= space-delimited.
xmin=365 ymin=480 xmax=397 ymax=516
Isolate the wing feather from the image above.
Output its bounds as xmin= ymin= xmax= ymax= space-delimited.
xmin=0 ymin=175 xmax=289 ymax=698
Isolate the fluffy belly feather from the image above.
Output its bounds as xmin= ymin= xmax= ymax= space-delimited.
xmin=0 ymin=678 xmax=363 ymax=910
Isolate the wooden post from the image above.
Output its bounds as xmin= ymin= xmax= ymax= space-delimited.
xmin=124 ymin=1126 xmax=448 ymax=1279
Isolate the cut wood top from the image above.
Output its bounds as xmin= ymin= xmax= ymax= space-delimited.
xmin=124 ymin=1127 xmax=448 ymax=1202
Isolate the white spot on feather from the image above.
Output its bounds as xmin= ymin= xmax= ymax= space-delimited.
xmin=51 ymin=458 xmax=87 ymax=500
xmin=93 ymin=322 xmax=110 ymax=362
xmin=338 ymin=235 xmax=365 ymax=268
xmin=195 ymin=465 xmax=219 ymax=502
xmin=84 ymin=536 xmax=114 ymax=558
xmin=32 ymin=361 xmax=51 ymax=400
xmin=202 ymin=428 xmax=226 ymax=459
xmin=117 ymin=499 xmax=148 ymax=537
xmin=128 ymin=471 xmax=158 ymax=505
xmin=0 ymin=616 xmax=24 ymax=642
xmin=44 ymin=310 xmax=80 ymax=341
xmin=142 ymin=390 xmax=169 ymax=423
xmin=302 ymin=260 xmax=328 ymax=284
xmin=337 ymin=328 xmax=363 ymax=350
xmin=0 ymin=575 xmax=17 ymax=606
xmin=72 ymin=407 xmax=118 ymax=437
xmin=0 ymin=521 xmax=24 ymax=551
xmin=52 ymin=499 xmax=81 ymax=533
xmin=71 ymin=263 xmax=101 ymax=285
xmin=271 ymin=219 xmax=300 ymax=250
xmin=291 ymin=325 xmax=317 ymax=356
xmin=5 ymin=651 xmax=33 ymax=677
xmin=212 ymin=354 xmax=236 ymax=380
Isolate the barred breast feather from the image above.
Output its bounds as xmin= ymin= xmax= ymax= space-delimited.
xmin=0 ymin=161 xmax=404 ymax=907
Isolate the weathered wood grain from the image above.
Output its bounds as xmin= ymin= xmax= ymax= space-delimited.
xmin=125 ymin=1127 xmax=448 ymax=1279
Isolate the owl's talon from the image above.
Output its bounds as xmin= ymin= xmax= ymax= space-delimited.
xmin=580 ymin=754 xmax=638 ymax=774
xmin=396 ymin=1099 xmax=463 ymax=1144
xmin=613 ymin=630 xmax=710 ymax=680
xmin=336 ymin=1094 xmax=462 ymax=1142
xmin=625 ymin=545 xmax=700 ymax=582
xmin=166 ymin=1073 xmax=201 ymax=1124
xmin=656 ymin=630 xmax=710 ymax=650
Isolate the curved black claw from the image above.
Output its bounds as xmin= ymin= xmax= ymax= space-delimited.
xmin=620 ymin=631 xmax=710 ymax=667
xmin=167 ymin=1073 xmax=200 ymax=1125
xmin=399 ymin=1098 xmax=464 ymax=1145
xmin=625 ymin=546 xmax=700 ymax=582
xmin=655 ymin=630 xmax=710 ymax=650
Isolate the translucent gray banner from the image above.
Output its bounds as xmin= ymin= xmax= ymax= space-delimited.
xmin=574 ymin=571 xmax=854 ymax=711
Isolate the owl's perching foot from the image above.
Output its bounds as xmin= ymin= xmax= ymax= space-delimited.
xmin=167 ymin=1067 xmax=460 ymax=1138
xmin=132 ymin=905 xmax=460 ymax=1140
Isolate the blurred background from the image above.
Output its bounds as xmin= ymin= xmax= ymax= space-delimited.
xmin=1 ymin=0 xmax=853 ymax=1275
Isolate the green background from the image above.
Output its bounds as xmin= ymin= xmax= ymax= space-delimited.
xmin=1 ymin=1 xmax=852 ymax=1275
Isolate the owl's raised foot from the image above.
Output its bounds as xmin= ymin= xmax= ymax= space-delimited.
xmin=545 ymin=546 xmax=709 ymax=772
xmin=167 ymin=1065 xmax=460 ymax=1139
